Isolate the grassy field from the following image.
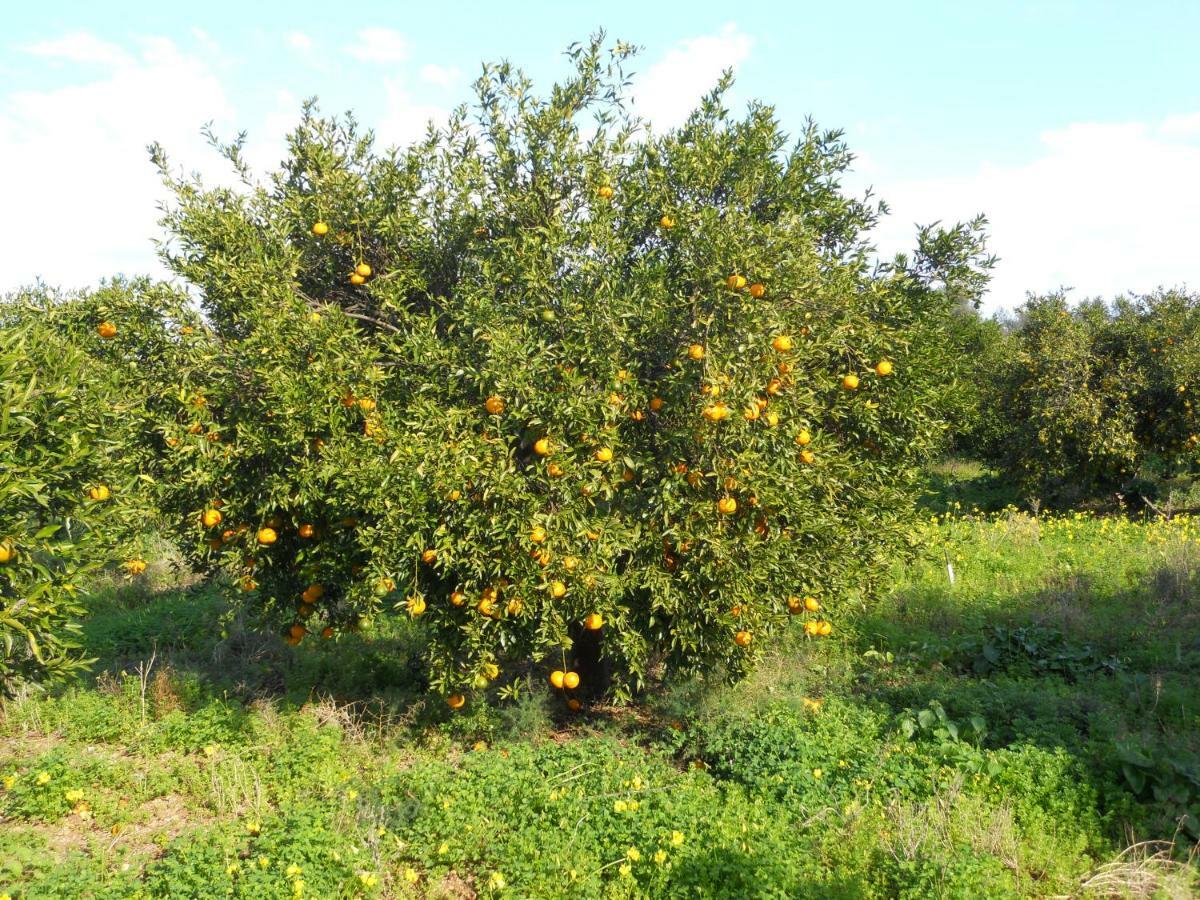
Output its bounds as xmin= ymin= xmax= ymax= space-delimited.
xmin=2 ymin=487 xmax=1199 ymax=897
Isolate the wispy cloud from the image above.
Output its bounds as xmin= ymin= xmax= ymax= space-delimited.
xmin=0 ymin=33 xmax=240 ymax=290
xmin=23 ymin=32 xmax=133 ymax=67
xmin=866 ymin=114 xmax=1200 ymax=311
xmin=287 ymin=31 xmax=313 ymax=53
xmin=347 ymin=27 xmax=409 ymax=64
xmin=419 ymin=62 xmax=460 ymax=89
xmin=633 ymin=24 xmax=753 ymax=132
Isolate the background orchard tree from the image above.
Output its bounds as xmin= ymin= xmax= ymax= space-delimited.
xmin=0 ymin=282 xmax=186 ymax=692
xmin=972 ymin=288 xmax=1200 ymax=506
xmin=143 ymin=35 xmax=993 ymax=704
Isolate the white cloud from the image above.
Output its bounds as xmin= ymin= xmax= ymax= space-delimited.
xmin=287 ymin=31 xmax=313 ymax=53
xmin=0 ymin=34 xmax=237 ymax=292
xmin=1160 ymin=111 xmax=1200 ymax=139
xmin=376 ymin=77 xmax=447 ymax=149
xmin=419 ymin=62 xmax=460 ymax=89
xmin=23 ymin=32 xmax=133 ymax=67
xmin=866 ymin=115 xmax=1200 ymax=313
xmin=347 ymin=27 xmax=409 ymax=64
xmin=633 ymin=24 xmax=753 ymax=132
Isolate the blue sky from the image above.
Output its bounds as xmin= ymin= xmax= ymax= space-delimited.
xmin=2 ymin=0 xmax=1198 ymax=310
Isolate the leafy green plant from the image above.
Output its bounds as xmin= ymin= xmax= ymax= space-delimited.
xmin=113 ymin=35 xmax=995 ymax=708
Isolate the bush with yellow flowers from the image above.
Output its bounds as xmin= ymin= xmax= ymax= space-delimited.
xmin=140 ymin=37 xmax=992 ymax=702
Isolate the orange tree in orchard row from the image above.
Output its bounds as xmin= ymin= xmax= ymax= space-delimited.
xmin=0 ymin=286 xmax=177 ymax=692
xmin=133 ymin=38 xmax=992 ymax=703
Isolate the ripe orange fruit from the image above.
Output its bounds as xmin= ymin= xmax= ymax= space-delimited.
xmin=795 ymin=429 xmax=812 ymax=446
xmin=406 ymin=595 xmax=426 ymax=616
xmin=649 ymin=397 xmax=665 ymax=411
xmin=547 ymin=463 xmax=564 ymax=477
xmin=506 ymin=597 xmax=524 ymax=615
xmin=349 ymin=273 xmax=366 ymax=286
xmin=786 ymin=596 xmax=803 ymax=614
xmin=621 ymin=469 xmax=634 ymax=483
xmin=422 ymin=549 xmax=437 ymax=563
xmin=563 ymin=671 xmax=580 ymax=689
xmin=597 ymin=185 xmax=614 ymax=199
xmin=778 ymin=361 xmax=792 ymax=375
xmin=202 ymin=508 xmax=222 ymax=528
xmin=726 ymin=274 xmax=747 ymax=290
xmin=818 ymin=621 xmax=832 ymax=636
xmin=357 ymin=397 xmax=376 ymax=411
xmin=749 ymin=283 xmax=766 ymax=298
xmin=0 ymin=543 xmax=14 ymax=565
xmin=594 ymin=447 xmax=613 ymax=462
xmin=482 ymin=662 xmax=500 ymax=680
xmin=744 ymin=405 xmax=761 ymax=420
xmin=122 ymin=558 xmax=148 ymax=576
xmin=447 ymin=694 xmax=466 ymax=709
xmin=659 ymin=215 xmax=675 ymax=228
xmin=301 ymin=584 xmax=324 ymax=603
xmin=800 ymin=449 xmax=816 ymax=465
xmin=289 ymin=624 xmax=307 ymax=641
xmin=550 ymin=670 xmax=566 ymax=689
xmin=298 ymin=523 xmax=315 ymax=539
xmin=448 ymin=489 xmax=462 ymax=501
xmin=531 ymin=525 xmax=547 ymax=544
xmin=687 ymin=343 xmax=705 ymax=361
xmin=842 ymin=374 xmax=860 ymax=391
xmin=321 ymin=626 xmax=334 ymax=639
xmin=97 ymin=321 xmax=117 ymax=339
xmin=875 ymin=360 xmax=894 ymax=377
xmin=703 ymin=404 xmax=731 ymax=422
xmin=450 ymin=590 xmax=466 ymax=607
xmin=256 ymin=527 xmax=277 ymax=545
xmin=630 ymin=409 xmax=645 ymax=422
xmin=766 ymin=378 xmax=783 ymax=395
xmin=484 ymin=395 xmax=505 ymax=415
xmin=584 ymin=612 xmax=604 ymax=631
xmin=534 ymin=437 xmax=552 ymax=456
xmin=478 ymin=597 xmax=497 ymax=617
xmin=550 ymin=580 xmax=567 ymax=598
xmin=772 ymin=335 xmax=793 ymax=352
xmin=567 ymin=698 xmax=582 ymax=711
xmin=89 ymin=485 xmax=111 ymax=502
xmin=734 ymin=630 xmax=752 ymax=647
xmin=311 ymin=221 xmax=329 ymax=236
xmin=717 ymin=497 xmax=737 ymax=515
xmin=355 ymin=263 xmax=372 ymax=277
xmin=805 ymin=596 xmax=820 ymax=612
xmin=764 ymin=411 xmax=780 ymax=428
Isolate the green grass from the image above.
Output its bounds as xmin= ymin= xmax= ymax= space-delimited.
xmin=2 ymin=509 xmax=1199 ymax=897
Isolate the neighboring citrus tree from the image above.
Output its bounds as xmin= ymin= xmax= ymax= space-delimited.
xmin=0 ymin=282 xmax=184 ymax=691
xmin=973 ymin=289 xmax=1200 ymax=505
xmin=136 ymin=37 xmax=992 ymax=704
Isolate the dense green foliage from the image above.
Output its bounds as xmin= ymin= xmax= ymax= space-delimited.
xmin=2 ymin=508 xmax=1197 ymax=896
xmin=120 ymin=38 xmax=993 ymax=702
xmin=0 ymin=281 xmax=199 ymax=692
xmin=966 ymin=289 xmax=1200 ymax=505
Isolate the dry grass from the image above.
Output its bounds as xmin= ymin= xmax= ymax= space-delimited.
xmin=1076 ymin=839 xmax=1198 ymax=899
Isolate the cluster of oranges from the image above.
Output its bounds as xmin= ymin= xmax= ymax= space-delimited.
xmin=310 ymin=221 xmax=373 ymax=286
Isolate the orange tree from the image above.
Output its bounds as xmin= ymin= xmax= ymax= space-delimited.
xmin=974 ymin=289 xmax=1200 ymax=505
xmin=0 ymin=283 xmax=182 ymax=691
xmin=142 ymin=38 xmax=992 ymax=703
